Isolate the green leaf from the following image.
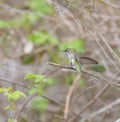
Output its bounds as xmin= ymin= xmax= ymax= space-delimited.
xmin=35 ymin=75 xmax=45 ymax=83
xmin=27 ymin=0 xmax=53 ymax=14
xmin=8 ymin=118 xmax=17 ymax=122
xmin=21 ymin=54 xmax=35 ymax=64
xmin=44 ymin=78 xmax=54 ymax=85
xmin=25 ymin=73 xmax=54 ymax=95
xmin=59 ymin=39 xmax=85 ymax=53
xmin=31 ymin=97 xmax=48 ymax=112
xmin=91 ymin=65 xmax=106 ymax=73
xmin=5 ymin=105 xmax=11 ymax=110
xmin=4 ymin=87 xmax=13 ymax=96
xmin=79 ymin=79 xmax=86 ymax=86
xmin=0 ymin=21 xmax=11 ymax=28
xmin=28 ymin=31 xmax=58 ymax=45
xmin=8 ymin=91 xmax=26 ymax=100
xmin=0 ymin=14 xmax=38 ymax=28
xmin=28 ymin=87 xmax=38 ymax=95
xmin=25 ymin=73 xmax=36 ymax=80
xmin=0 ymin=88 xmax=4 ymax=93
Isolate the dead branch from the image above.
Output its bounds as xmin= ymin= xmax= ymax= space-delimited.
xmin=64 ymin=74 xmax=81 ymax=122
xmin=81 ymin=98 xmax=120 ymax=122
xmin=70 ymin=83 xmax=110 ymax=122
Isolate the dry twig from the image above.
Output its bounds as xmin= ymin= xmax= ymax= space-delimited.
xmin=81 ymin=98 xmax=120 ymax=122
xmin=70 ymin=83 xmax=110 ymax=122
xmin=64 ymin=74 xmax=81 ymax=122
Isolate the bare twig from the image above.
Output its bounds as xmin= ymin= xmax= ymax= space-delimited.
xmin=94 ymin=29 xmax=120 ymax=67
xmin=101 ymin=0 xmax=120 ymax=9
xmin=71 ymin=67 xmax=120 ymax=122
xmin=64 ymin=74 xmax=81 ymax=122
xmin=73 ymin=1 xmax=120 ymax=69
xmin=9 ymin=45 xmax=55 ymax=59
xmin=70 ymin=83 xmax=110 ymax=122
xmin=82 ymin=69 xmax=120 ymax=87
xmin=47 ymin=62 xmax=120 ymax=122
xmin=81 ymin=98 xmax=120 ymax=122
xmin=14 ymin=93 xmax=62 ymax=121
xmin=41 ymin=94 xmax=63 ymax=106
xmin=14 ymin=93 xmax=36 ymax=120
xmin=0 ymin=77 xmax=63 ymax=108
xmin=47 ymin=62 xmax=78 ymax=72
xmin=0 ymin=77 xmax=29 ymax=88
xmin=47 ymin=62 xmax=120 ymax=87
xmin=0 ymin=3 xmax=54 ymax=19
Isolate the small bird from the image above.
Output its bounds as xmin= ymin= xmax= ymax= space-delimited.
xmin=62 ymin=48 xmax=98 ymax=72
xmin=62 ymin=48 xmax=81 ymax=72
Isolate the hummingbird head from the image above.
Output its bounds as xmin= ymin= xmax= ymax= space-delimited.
xmin=63 ymin=48 xmax=75 ymax=66
xmin=64 ymin=48 xmax=72 ymax=56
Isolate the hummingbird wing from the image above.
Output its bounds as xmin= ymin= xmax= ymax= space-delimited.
xmin=79 ymin=56 xmax=98 ymax=64
xmin=74 ymin=53 xmax=82 ymax=72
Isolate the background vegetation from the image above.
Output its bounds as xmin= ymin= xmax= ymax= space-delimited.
xmin=0 ymin=0 xmax=120 ymax=122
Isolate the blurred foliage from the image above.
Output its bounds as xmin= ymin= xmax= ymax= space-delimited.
xmin=31 ymin=97 xmax=49 ymax=112
xmin=48 ymin=39 xmax=85 ymax=65
xmin=27 ymin=0 xmax=54 ymax=14
xmin=24 ymin=73 xmax=53 ymax=115
xmin=91 ymin=65 xmax=106 ymax=73
xmin=8 ymin=119 xmax=17 ymax=122
xmin=49 ymin=50 xmax=61 ymax=64
xmin=0 ymin=14 xmax=38 ymax=28
xmin=25 ymin=73 xmax=54 ymax=95
xmin=0 ymin=87 xmax=26 ymax=111
xmin=79 ymin=78 xmax=86 ymax=86
xmin=21 ymin=54 xmax=35 ymax=64
xmin=59 ymin=39 xmax=85 ymax=53
xmin=65 ymin=73 xmax=86 ymax=86
xmin=0 ymin=0 xmax=116 ymax=122
xmin=28 ymin=31 xmax=58 ymax=45
xmin=65 ymin=73 xmax=77 ymax=85
xmin=0 ymin=87 xmax=26 ymax=100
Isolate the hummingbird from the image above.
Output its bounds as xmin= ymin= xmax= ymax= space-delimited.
xmin=61 ymin=48 xmax=81 ymax=72
xmin=62 ymin=48 xmax=98 ymax=72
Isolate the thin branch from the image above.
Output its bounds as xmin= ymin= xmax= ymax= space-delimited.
xmin=0 ymin=77 xmax=63 ymax=107
xmin=70 ymin=83 xmax=110 ymax=122
xmin=64 ymin=74 xmax=81 ymax=122
xmin=81 ymin=98 xmax=120 ymax=122
xmin=75 ymin=1 xmax=120 ymax=69
xmin=14 ymin=89 xmax=63 ymax=121
xmin=70 ymin=68 xmax=120 ymax=122
xmin=87 ymin=29 xmax=117 ymax=68
xmin=82 ymin=69 xmax=120 ymax=87
xmin=94 ymin=29 xmax=120 ymax=67
xmin=47 ymin=62 xmax=78 ymax=72
xmin=9 ymin=45 xmax=55 ymax=59
xmin=0 ymin=78 xmax=29 ymax=88
xmin=0 ymin=3 xmax=54 ymax=20
xmin=101 ymin=0 xmax=120 ymax=9
xmin=47 ymin=62 xmax=120 ymax=121
xmin=14 ymin=93 xmax=36 ymax=120
xmin=41 ymin=94 xmax=63 ymax=106
xmin=47 ymin=62 xmax=120 ymax=87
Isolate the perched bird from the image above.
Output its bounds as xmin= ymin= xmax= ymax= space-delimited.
xmin=62 ymin=48 xmax=81 ymax=72
xmin=62 ymin=48 xmax=98 ymax=72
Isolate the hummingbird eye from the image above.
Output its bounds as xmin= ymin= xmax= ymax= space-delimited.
xmin=64 ymin=49 xmax=69 ymax=53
